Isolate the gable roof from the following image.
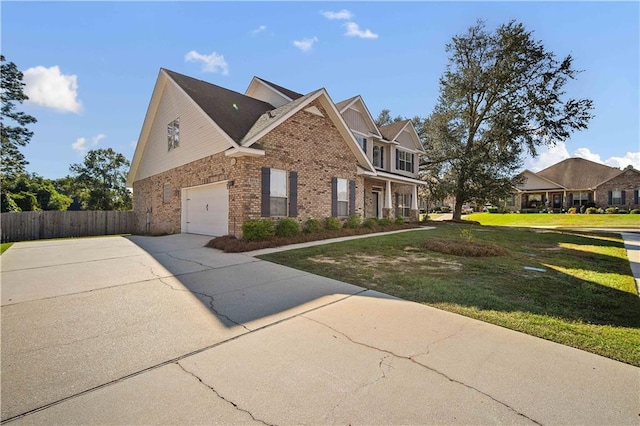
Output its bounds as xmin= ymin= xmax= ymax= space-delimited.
xmin=254 ymin=77 xmax=304 ymax=101
xmin=517 ymin=169 xmax=565 ymax=190
xmin=537 ymin=157 xmax=620 ymax=189
xmin=336 ymin=95 xmax=383 ymax=138
xmin=597 ymin=165 xmax=640 ymax=187
xmin=164 ymin=69 xmax=274 ymax=143
xmin=379 ymin=120 xmax=425 ymax=153
xmin=335 ymin=95 xmax=359 ymax=112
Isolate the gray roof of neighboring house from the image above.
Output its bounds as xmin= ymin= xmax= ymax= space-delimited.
xmin=241 ymin=89 xmax=322 ymax=145
xmin=537 ymin=157 xmax=621 ymax=189
xmin=379 ymin=120 xmax=409 ymax=141
xmin=163 ymin=69 xmax=275 ymax=143
xmin=255 ymin=77 xmax=304 ymax=101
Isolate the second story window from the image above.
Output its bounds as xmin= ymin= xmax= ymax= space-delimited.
xmin=167 ymin=118 xmax=180 ymax=151
xmin=355 ymin=135 xmax=367 ymax=152
xmin=373 ymin=146 xmax=383 ymax=168
xmin=396 ymin=149 xmax=414 ymax=173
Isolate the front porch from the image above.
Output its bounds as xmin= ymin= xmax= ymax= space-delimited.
xmin=363 ymin=177 xmax=421 ymax=221
xmin=517 ymin=190 xmax=594 ymax=212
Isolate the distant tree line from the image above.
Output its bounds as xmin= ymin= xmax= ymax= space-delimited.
xmin=1 ymin=55 xmax=131 ymax=213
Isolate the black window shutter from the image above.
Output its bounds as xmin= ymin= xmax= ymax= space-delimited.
xmin=349 ymin=180 xmax=356 ymax=216
xmin=621 ymin=190 xmax=626 ymax=204
xmin=331 ymin=177 xmax=338 ymax=217
xmin=568 ymin=194 xmax=573 ymax=206
xmin=395 ymin=149 xmax=399 ymax=169
xmin=608 ymin=191 xmax=613 ymax=205
xmin=380 ymin=147 xmax=384 ymax=166
xmin=289 ymin=171 xmax=298 ymax=217
xmin=410 ymin=154 xmax=414 ymax=173
xmin=635 ymin=190 xmax=639 ymax=205
xmin=363 ymin=139 xmax=367 ymax=153
xmin=395 ymin=193 xmax=399 ymax=215
xmin=261 ymin=167 xmax=270 ymax=217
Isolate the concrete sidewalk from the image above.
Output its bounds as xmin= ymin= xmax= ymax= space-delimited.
xmin=1 ymin=233 xmax=639 ymax=425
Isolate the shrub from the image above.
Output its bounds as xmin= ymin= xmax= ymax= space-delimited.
xmin=395 ymin=217 xmax=404 ymax=225
xmin=275 ymin=218 xmax=300 ymax=238
xmin=487 ymin=206 xmax=499 ymax=213
xmin=303 ymin=218 xmax=321 ymax=233
xmin=586 ymin=207 xmax=598 ymax=214
xmin=617 ymin=209 xmax=629 ymax=214
xmin=605 ymin=207 xmax=617 ymax=214
xmin=324 ymin=217 xmax=342 ymax=230
xmin=362 ymin=217 xmax=379 ymax=228
xmin=378 ymin=218 xmax=393 ymax=227
xmin=568 ymin=207 xmax=577 ymax=214
xmin=346 ymin=215 xmax=362 ymax=229
xmin=631 ymin=209 xmax=639 ymax=214
xmin=242 ymin=219 xmax=275 ymax=241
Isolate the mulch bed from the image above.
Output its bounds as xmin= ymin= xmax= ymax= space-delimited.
xmin=206 ymin=223 xmax=424 ymax=253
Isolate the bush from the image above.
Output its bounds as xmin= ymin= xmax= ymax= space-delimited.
xmin=345 ymin=215 xmax=362 ymax=229
xmin=618 ymin=209 xmax=629 ymax=214
xmin=631 ymin=209 xmax=639 ymax=214
xmin=324 ymin=217 xmax=342 ymax=230
xmin=378 ymin=218 xmax=392 ymax=227
xmin=586 ymin=207 xmax=598 ymax=214
xmin=303 ymin=218 xmax=321 ymax=233
xmin=275 ymin=218 xmax=300 ymax=238
xmin=487 ymin=206 xmax=499 ymax=213
xmin=242 ymin=219 xmax=275 ymax=241
xmin=395 ymin=217 xmax=404 ymax=225
xmin=568 ymin=207 xmax=577 ymax=214
xmin=605 ymin=207 xmax=618 ymax=214
xmin=362 ymin=217 xmax=379 ymax=228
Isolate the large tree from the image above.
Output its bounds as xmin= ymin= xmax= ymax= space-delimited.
xmin=424 ymin=20 xmax=594 ymax=219
xmin=1 ymin=55 xmax=37 ymax=180
xmin=69 ymin=148 xmax=132 ymax=210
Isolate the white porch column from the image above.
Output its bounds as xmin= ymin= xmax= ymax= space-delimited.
xmin=412 ymin=184 xmax=418 ymax=209
xmin=385 ymin=180 xmax=392 ymax=208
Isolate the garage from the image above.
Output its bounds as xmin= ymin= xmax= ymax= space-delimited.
xmin=182 ymin=182 xmax=229 ymax=236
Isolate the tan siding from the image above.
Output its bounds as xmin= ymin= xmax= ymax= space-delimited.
xmin=343 ymin=108 xmax=371 ymax=134
xmin=246 ymin=84 xmax=288 ymax=107
xmin=396 ymin=129 xmax=415 ymax=150
xmin=519 ymin=172 xmax=563 ymax=190
xmin=135 ymin=81 xmax=232 ymax=181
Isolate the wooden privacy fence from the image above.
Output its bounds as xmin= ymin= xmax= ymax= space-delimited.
xmin=1 ymin=211 xmax=136 ymax=242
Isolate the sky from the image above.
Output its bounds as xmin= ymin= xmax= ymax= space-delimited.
xmin=2 ymin=1 xmax=639 ymax=181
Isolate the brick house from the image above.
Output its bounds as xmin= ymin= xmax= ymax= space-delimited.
xmin=127 ymin=69 xmax=426 ymax=237
xmin=507 ymin=158 xmax=640 ymax=212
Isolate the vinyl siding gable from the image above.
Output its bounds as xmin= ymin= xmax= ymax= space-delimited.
xmin=135 ymin=79 xmax=233 ymax=181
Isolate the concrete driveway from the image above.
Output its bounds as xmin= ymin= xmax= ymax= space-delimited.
xmin=1 ymin=234 xmax=638 ymax=425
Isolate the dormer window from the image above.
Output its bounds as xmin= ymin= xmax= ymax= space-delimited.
xmin=167 ymin=118 xmax=180 ymax=151
xmin=355 ymin=135 xmax=367 ymax=152
xmin=396 ymin=149 xmax=414 ymax=172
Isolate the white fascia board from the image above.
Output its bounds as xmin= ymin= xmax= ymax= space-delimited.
xmin=225 ymin=146 xmax=265 ymax=157
xmin=356 ymin=96 xmax=383 ymax=138
xmin=357 ymin=166 xmax=377 ymax=176
xmin=246 ymin=77 xmax=293 ymax=101
xmin=406 ymin=122 xmax=426 ymax=153
xmin=338 ymin=96 xmax=359 ymax=113
xmin=375 ymin=171 xmax=428 ymax=186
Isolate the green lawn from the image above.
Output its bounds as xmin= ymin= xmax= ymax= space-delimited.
xmin=466 ymin=212 xmax=640 ymax=227
xmin=259 ymin=224 xmax=640 ymax=366
xmin=0 ymin=243 xmax=13 ymax=255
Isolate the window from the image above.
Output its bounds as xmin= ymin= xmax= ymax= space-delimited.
xmin=355 ymin=135 xmax=367 ymax=152
xmin=611 ymin=190 xmax=623 ymax=205
xmin=270 ymin=169 xmax=287 ymax=216
xmin=163 ymin=183 xmax=171 ymax=203
xmin=396 ymin=193 xmax=412 ymax=218
xmin=504 ymin=194 xmax=516 ymax=207
xmin=337 ymin=178 xmax=348 ymax=217
xmin=396 ymin=149 xmax=414 ymax=172
xmin=571 ymin=192 xmax=589 ymax=206
xmin=167 ymin=118 xmax=180 ymax=151
xmin=373 ymin=146 xmax=383 ymax=168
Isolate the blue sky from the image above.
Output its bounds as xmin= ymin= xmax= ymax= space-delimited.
xmin=3 ymin=1 xmax=639 ymax=180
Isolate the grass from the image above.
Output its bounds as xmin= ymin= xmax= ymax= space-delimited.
xmin=466 ymin=212 xmax=640 ymax=227
xmin=259 ymin=222 xmax=640 ymax=366
xmin=1 ymin=243 xmax=13 ymax=255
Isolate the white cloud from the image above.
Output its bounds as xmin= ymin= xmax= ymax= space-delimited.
xmin=251 ymin=25 xmax=267 ymax=35
xmin=321 ymin=9 xmax=354 ymax=20
xmin=184 ymin=50 xmax=229 ymax=75
xmin=72 ymin=133 xmax=105 ymax=154
xmin=523 ymin=142 xmax=640 ymax=171
xmin=23 ymin=65 xmax=82 ymax=113
xmin=293 ymin=36 xmax=319 ymax=52
xmin=344 ymin=22 xmax=379 ymax=39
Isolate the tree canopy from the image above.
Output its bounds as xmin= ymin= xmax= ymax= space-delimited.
xmin=1 ymin=55 xmax=37 ymax=180
xmin=69 ymin=148 xmax=132 ymax=210
xmin=423 ymin=20 xmax=594 ymax=219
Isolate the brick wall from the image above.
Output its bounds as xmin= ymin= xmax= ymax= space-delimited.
xmin=133 ymin=100 xmax=366 ymax=237
xmin=596 ymin=168 xmax=640 ymax=209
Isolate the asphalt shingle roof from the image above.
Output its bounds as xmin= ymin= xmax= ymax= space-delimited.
xmin=164 ymin=69 xmax=275 ymax=143
xmin=379 ymin=120 xmax=409 ymax=141
xmin=537 ymin=157 xmax=620 ymax=189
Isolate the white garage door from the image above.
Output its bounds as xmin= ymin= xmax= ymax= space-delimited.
xmin=183 ymin=182 xmax=229 ymax=236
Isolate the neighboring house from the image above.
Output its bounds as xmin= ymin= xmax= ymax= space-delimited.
xmin=509 ymin=158 xmax=640 ymax=212
xmin=127 ymin=69 xmax=426 ymax=237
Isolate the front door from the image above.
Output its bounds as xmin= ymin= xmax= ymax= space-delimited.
xmin=553 ymin=194 xmax=562 ymax=210
xmin=372 ymin=191 xmax=381 ymax=218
